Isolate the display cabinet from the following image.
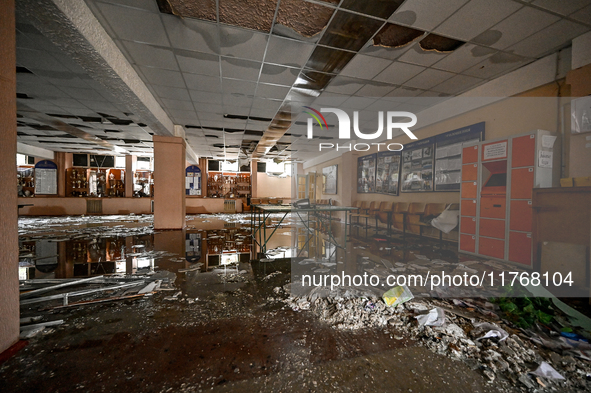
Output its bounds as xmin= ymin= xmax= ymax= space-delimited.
xmin=106 ymin=168 xmax=125 ymax=197
xmin=207 ymin=172 xmax=250 ymax=198
xmin=134 ymin=170 xmax=153 ymax=197
xmin=66 ymin=168 xmax=90 ymax=197
xmin=17 ymin=165 xmax=35 ymax=197
xmin=459 ymin=130 xmax=560 ymax=267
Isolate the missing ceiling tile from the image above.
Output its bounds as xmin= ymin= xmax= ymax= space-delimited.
xmin=419 ymin=34 xmax=465 ymax=53
xmin=157 ymin=0 xmax=217 ymax=21
xmin=373 ymin=23 xmax=423 ymax=48
xmin=219 ymin=0 xmax=277 ymax=32
xmin=277 ymin=0 xmax=335 ymax=38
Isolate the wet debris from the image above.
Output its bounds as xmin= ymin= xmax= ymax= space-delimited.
xmin=283 ymin=288 xmax=591 ymax=391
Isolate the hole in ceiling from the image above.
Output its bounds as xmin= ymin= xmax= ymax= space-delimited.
xmin=156 ymin=0 xmax=216 ymax=21
xmin=16 ymin=66 xmax=33 ymax=74
xmin=419 ymin=34 xmax=465 ymax=53
xmin=373 ymin=23 xmax=423 ymax=48
xmin=205 ymin=134 xmax=219 ymax=138
xmin=339 ymin=0 xmax=404 ymax=19
xmin=276 ymin=0 xmax=335 ymax=38
xmin=185 ymin=124 xmax=201 ymax=129
xmin=16 ymin=93 xmax=33 ymax=99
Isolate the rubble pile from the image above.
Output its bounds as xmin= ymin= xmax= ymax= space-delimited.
xmin=283 ymin=291 xmax=591 ymax=391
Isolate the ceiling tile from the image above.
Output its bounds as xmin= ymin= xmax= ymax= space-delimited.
xmin=59 ymin=86 xmax=108 ymax=102
xmin=219 ymin=25 xmax=269 ymax=61
xmin=189 ymin=90 xmax=223 ymax=105
xmin=340 ymin=0 xmax=404 ymax=19
xmin=259 ymin=64 xmax=300 ymax=86
xmin=324 ymin=76 xmax=365 ymax=95
xmin=90 ymin=0 xmax=160 ymax=13
xmin=431 ymin=43 xmax=497 ymax=73
xmin=359 ymin=42 xmax=413 ymax=60
xmin=373 ymin=61 xmax=425 ymax=84
xmin=160 ymin=98 xmax=195 ymax=111
xmin=184 ymin=73 xmax=221 ymax=92
xmin=176 ymin=50 xmax=220 ymax=77
xmin=151 ymin=85 xmax=191 ymax=101
xmin=434 ymin=0 xmax=523 ymax=41
xmin=264 ymin=36 xmax=315 ymax=68
xmin=463 ymin=52 xmax=531 ymax=79
xmin=507 ymin=20 xmax=589 ymax=58
xmin=340 ymin=54 xmax=392 ymax=80
xmin=138 ymin=66 xmax=185 ymax=88
xmin=389 ymin=0 xmax=469 ymax=30
xmin=532 ymin=0 xmax=590 ymax=15
xmin=17 ymin=48 xmax=67 ymax=72
xmin=397 ymin=42 xmax=449 ymax=67
xmin=121 ymin=40 xmax=179 ymax=70
xmin=254 ymin=83 xmax=290 ymax=100
xmin=251 ymin=97 xmax=283 ymax=111
xmin=222 ymin=79 xmax=256 ymax=96
xmin=404 ymin=68 xmax=454 ymax=90
xmin=570 ymin=4 xmax=591 ymax=24
xmin=162 ymin=14 xmax=219 ymax=54
xmin=431 ymin=74 xmax=484 ymax=94
xmin=96 ymin=2 xmax=169 ymax=46
xmin=221 ymin=57 xmax=262 ymax=81
xmin=354 ymin=83 xmax=397 ymax=97
xmin=222 ymin=94 xmax=253 ymax=108
xmin=473 ymin=6 xmax=560 ymax=50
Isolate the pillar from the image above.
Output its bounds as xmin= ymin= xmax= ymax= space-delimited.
xmin=124 ymin=155 xmax=136 ymax=197
xmin=153 ymin=136 xmax=185 ymax=229
xmin=0 ymin=0 xmax=20 ymax=354
xmin=251 ymin=159 xmax=258 ymax=197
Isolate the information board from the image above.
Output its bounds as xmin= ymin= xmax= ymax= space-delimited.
xmin=401 ymin=138 xmax=434 ymax=192
xmin=185 ymin=165 xmax=201 ymax=196
xmin=376 ymin=151 xmax=401 ymax=195
xmin=434 ymin=122 xmax=485 ymax=191
xmin=34 ymin=160 xmax=58 ymax=195
xmin=357 ymin=154 xmax=376 ymax=193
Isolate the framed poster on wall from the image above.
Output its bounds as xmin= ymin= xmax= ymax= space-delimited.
xmin=401 ymin=138 xmax=434 ymax=192
xmin=185 ymin=165 xmax=201 ymax=196
xmin=357 ymin=154 xmax=376 ymax=193
xmin=376 ymin=151 xmax=401 ymax=195
xmin=322 ymin=165 xmax=338 ymax=195
xmin=434 ymin=122 xmax=485 ymax=191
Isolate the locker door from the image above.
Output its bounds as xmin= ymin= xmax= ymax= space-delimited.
xmin=508 ymin=231 xmax=532 ymax=266
xmin=509 ymin=200 xmax=532 ymax=232
xmin=461 ymin=199 xmax=477 ymax=216
xmin=461 ymin=181 xmax=478 ymax=199
xmin=460 ymin=217 xmax=476 ymax=234
xmin=511 ymin=134 xmax=535 ymax=168
xmin=460 ymin=234 xmax=476 ymax=253
xmin=462 ymin=145 xmax=478 ymax=164
xmin=511 ymin=168 xmax=534 ymax=199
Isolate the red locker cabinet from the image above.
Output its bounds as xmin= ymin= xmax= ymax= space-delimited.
xmin=459 ymin=130 xmax=560 ymax=266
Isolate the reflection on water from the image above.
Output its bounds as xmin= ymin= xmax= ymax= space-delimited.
xmin=19 ymin=226 xmax=253 ymax=281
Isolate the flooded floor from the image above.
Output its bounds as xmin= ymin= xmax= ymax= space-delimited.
xmin=1 ymin=213 xmax=584 ymax=392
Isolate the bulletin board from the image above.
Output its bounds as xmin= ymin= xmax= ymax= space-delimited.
xmin=185 ymin=165 xmax=201 ymax=196
xmin=376 ymin=151 xmax=401 ymax=195
xmin=434 ymin=122 xmax=485 ymax=191
xmin=34 ymin=160 xmax=58 ymax=195
xmin=400 ymin=138 xmax=434 ymax=192
xmin=357 ymin=154 xmax=376 ymax=193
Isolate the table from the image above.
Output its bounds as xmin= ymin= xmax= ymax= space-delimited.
xmin=250 ymin=204 xmax=358 ymax=258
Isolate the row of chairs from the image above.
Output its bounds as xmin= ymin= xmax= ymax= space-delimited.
xmin=349 ymin=201 xmax=459 ymax=240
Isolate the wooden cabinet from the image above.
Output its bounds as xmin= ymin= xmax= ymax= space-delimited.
xmin=207 ymin=172 xmax=250 ymax=198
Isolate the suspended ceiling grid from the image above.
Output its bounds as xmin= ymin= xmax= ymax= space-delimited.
xmin=14 ymin=0 xmax=591 ymax=161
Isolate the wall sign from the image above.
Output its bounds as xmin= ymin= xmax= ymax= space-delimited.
xmin=483 ymin=141 xmax=508 ymax=161
xmin=34 ymin=160 xmax=57 ymax=195
xmin=185 ymin=165 xmax=201 ymax=196
xmin=357 ymin=154 xmax=376 ymax=193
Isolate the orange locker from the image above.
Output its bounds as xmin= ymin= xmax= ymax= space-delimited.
xmin=509 ymin=200 xmax=532 ymax=232
xmin=512 ymin=134 xmax=535 ymax=168
xmin=479 ymin=218 xmax=505 ymax=239
xmin=461 ymin=199 xmax=477 ymax=216
xmin=511 ymin=168 xmax=534 ymax=199
xmin=460 ymin=216 xmax=476 ymax=234
xmin=462 ymin=145 xmax=478 ymax=164
xmin=480 ymin=196 xmax=505 ymax=219
xmin=460 ymin=234 xmax=476 ymax=253
xmin=462 ymin=163 xmax=478 ymax=181
xmin=479 ymin=237 xmax=505 ymax=259
xmin=508 ymin=231 xmax=532 ymax=265
xmin=461 ymin=181 xmax=478 ymax=199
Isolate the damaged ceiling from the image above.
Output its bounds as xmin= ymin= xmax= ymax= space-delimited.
xmin=14 ymin=0 xmax=591 ymax=161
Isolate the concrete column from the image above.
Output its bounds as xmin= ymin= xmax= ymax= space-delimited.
xmin=153 ymin=136 xmax=185 ymax=229
xmin=0 ymin=0 xmax=20 ymax=354
xmin=124 ymin=155 xmax=136 ymax=197
xmin=199 ymin=158 xmax=207 ymax=196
